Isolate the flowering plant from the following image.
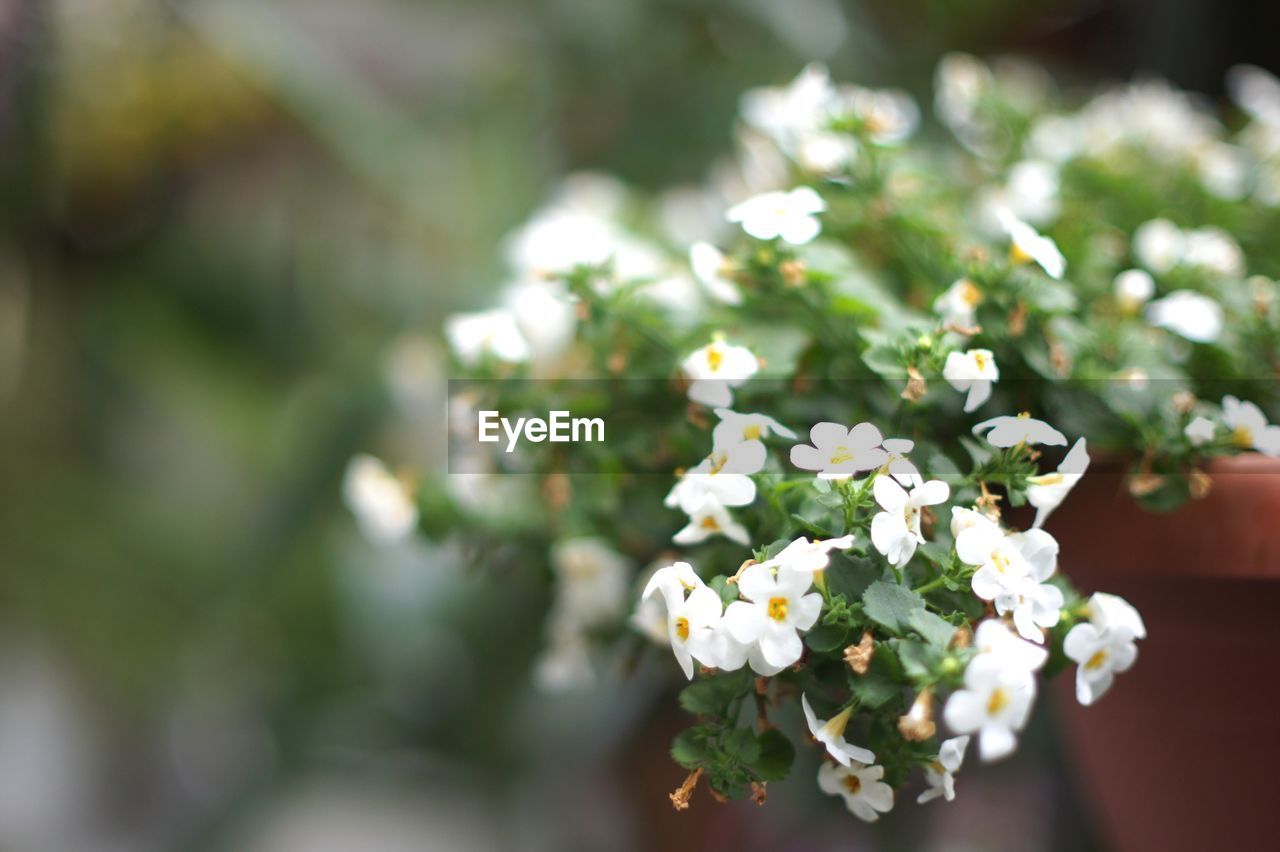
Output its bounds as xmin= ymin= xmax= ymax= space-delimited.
xmin=350 ymin=56 xmax=1280 ymax=816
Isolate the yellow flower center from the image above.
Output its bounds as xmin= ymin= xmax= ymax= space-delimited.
xmin=991 ymin=551 xmax=1011 ymax=574
xmin=767 ymin=597 xmax=789 ymax=622
xmin=842 ymin=775 xmax=862 ymax=794
xmin=829 ymin=445 xmax=853 ymax=464
xmin=1085 ymin=649 xmax=1109 ymax=671
xmin=1030 ymin=473 xmax=1065 ymax=486
xmin=700 ymin=515 xmax=720 ymax=530
xmin=744 ymin=424 xmax=763 ymax=440
xmin=675 ymin=616 xmax=690 ymax=642
xmin=1010 ymin=242 xmax=1033 ymax=266
xmin=959 ymin=279 xmax=983 ymax=307
xmin=987 ymin=687 xmax=1009 ymax=716
xmin=708 ymin=453 xmax=728 ymax=475
xmin=706 ymin=347 xmax=723 ymax=372
xmin=1232 ymin=426 xmax=1254 ymax=448
xmin=973 ymin=352 xmax=989 ymax=371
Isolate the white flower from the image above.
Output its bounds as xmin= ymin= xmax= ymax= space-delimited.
xmin=972 ymin=414 xmax=1067 ymax=448
xmin=1222 ymin=395 xmax=1280 ymax=455
xmin=870 ymin=477 xmax=950 ymax=567
xmin=642 ymin=562 xmax=725 ymax=679
xmin=549 ymin=538 xmax=629 ymax=629
xmin=504 ymin=208 xmax=617 ymax=276
xmin=503 ymin=279 xmax=577 ymax=364
xmin=682 ymin=339 xmax=760 ymax=408
xmin=1185 ymin=415 xmax=1216 ymax=447
xmin=795 ymin=131 xmax=859 ymax=173
xmin=790 ymin=422 xmax=890 ymax=479
xmin=689 ymin=242 xmax=742 ymax=305
xmin=917 ymin=735 xmax=970 ymax=804
xmin=943 ymin=349 xmax=999 ymax=412
xmin=665 ymin=442 xmax=764 ymax=515
xmin=802 ymin=694 xmax=875 ymax=766
xmin=712 ymin=408 xmax=797 ymax=453
xmin=1112 ymin=269 xmax=1155 ymax=311
xmin=629 ymin=586 xmax=669 ymax=645
xmin=998 ymin=208 xmax=1065 ymax=279
xmin=342 ymin=455 xmax=419 ymax=545
xmin=997 ymin=573 xmax=1065 ymax=644
xmin=959 ymin=521 xmax=1061 ymax=643
xmin=1145 ymin=290 xmax=1224 ymax=343
xmin=970 ymin=617 xmax=1049 ymax=672
xmin=1026 ymin=437 xmax=1090 ymax=528
xmin=1133 ymin=219 xmax=1185 ymax=274
xmin=934 ymin=278 xmax=984 ymax=329
xmin=760 ymin=534 xmax=855 ymax=578
xmin=843 ymin=86 xmax=919 ymax=145
xmin=534 ymin=625 xmax=595 ymax=692
xmin=942 ymin=652 xmax=1036 ymax=761
xmin=817 ymin=762 xmax=895 ymax=822
xmin=881 ymin=437 xmax=924 ymax=487
xmin=740 ymin=63 xmax=838 ymax=148
xmin=1064 ymin=592 xmax=1146 ymax=705
xmin=1196 ymin=143 xmax=1251 ymax=201
xmin=673 ymin=497 xmax=751 ymax=547
xmin=722 ymin=562 xmax=823 ymax=673
xmin=1183 ymin=227 xmax=1245 ymax=278
xmin=726 ymin=187 xmax=826 ymax=245
xmin=445 ymin=309 xmax=531 ymax=366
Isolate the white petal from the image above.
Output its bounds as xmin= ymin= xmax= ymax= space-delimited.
xmin=722 ymin=601 xmax=766 ymax=643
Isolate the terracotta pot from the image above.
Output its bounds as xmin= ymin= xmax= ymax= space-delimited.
xmin=1045 ymin=455 xmax=1280 ymax=852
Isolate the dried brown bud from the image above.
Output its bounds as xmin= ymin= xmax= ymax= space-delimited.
xmin=751 ymin=782 xmax=768 ymax=806
xmin=901 ymin=366 xmax=927 ymax=402
xmin=727 ymin=558 xmax=757 ymax=585
xmin=779 ymin=259 xmax=807 ymax=287
xmin=669 ymin=768 xmax=703 ymax=811
xmin=897 ymin=688 xmax=936 ymax=742
xmin=1049 ymin=340 xmax=1072 ymax=376
xmin=1007 ymin=300 xmax=1028 ymax=337
xmin=607 ymin=348 xmax=628 ymax=374
xmin=1128 ymin=471 xmax=1165 ymax=497
xmin=542 ymin=473 xmax=571 ymax=511
xmin=1172 ymin=391 xmax=1197 ymax=415
xmin=950 ymin=624 xmax=972 ymax=649
xmin=844 ymin=631 xmax=876 ymax=674
xmin=1189 ymin=468 xmax=1213 ymax=500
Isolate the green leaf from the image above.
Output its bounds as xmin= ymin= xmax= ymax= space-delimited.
xmin=708 ymin=575 xmax=741 ymax=606
xmin=804 ymin=622 xmax=849 ymax=653
xmin=826 ymin=554 xmax=879 ymax=602
xmin=862 ymin=581 xmax=925 ymax=634
xmin=893 ymin=638 xmax=938 ymax=679
xmin=671 ymin=728 xmax=710 ymax=769
xmin=907 ymin=609 xmax=957 ymax=649
xmin=752 ymin=728 xmax=795 ymax=782
xmin=848 ymin=670 xmax=900 ymax=709
xmin=678 ymin=670 xmax=752 ymax=717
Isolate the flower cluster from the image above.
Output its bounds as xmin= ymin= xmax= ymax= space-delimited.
xmin=349 ymin=56 xmax=1280 ymax=818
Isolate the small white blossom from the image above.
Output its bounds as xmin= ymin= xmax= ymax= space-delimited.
xmin=1112 ymin=269 xmax=1155 ymax=311
xmin=712 ymin=408 xmax=797 ymax=453
xmin=1185 ymin=415 xmax=1216 ymax=447
xmin=1026 ymin=438 xmax=1090 ymax=528
xmin=673 ymin=497 xmax=750 ymax=547
xmin=682 ymin=339 xmax=760 ymax=408
xmin=917 ymin=736 xmax=970 ymax=804
xmin=959 ymin=520 xmax=1062 ymax=643
xmin=817 ymin=762 xmax=895 ymax=822
xmin=503 ymin=280 xmax=577 ymax=364
xmin=665 ymin=442 xmax=765 ymax=514
xmin=881 ymin=437 xmax=924 ymax=487
xmin=726 ymin=187 xmax=826 ymax=245
xmin=445 ymin=309 xmax=531 ymax=366
xmin=943 ymin=349 xmax=999 ymax=412
xmin=342 ymin=455 xmax=419 ymax=545
xmin=843 ymin=86 xmax=920 ymax=145
xmin=549 ymin=538 xmax=629 ymax=629
xmin=1064 ymin=592 xmax=1146 ymax=705
xmin=642 ymin=562 xmax=724 ymax=679
xmin=689 ymin=242 xmax=743 ymax=305
xmin=760 ymin=534 xmax=855 ymax=578
xmin=870 ymin=477 xmax=950 ymax=567
xmin=1133 ymin=219 xmax=1185 ymax=274
xmin=943 ymin=652 xmax=1036 ymax=761
xmin=998 ymin=208 xmax=1065 ymax=279
xmin=934 ymin=278 xmax=983 ymax=329
xmin=740 ymin=63 xmax=838 ymax=149
xmin=972 ymin=414 xmax=1067 ymax=448
xmin=1183 ymin=227 xmax=1245 ymax=278
xmin=790 ymin=422 xmax=890 ymax=479
xmin=802 ymin=694 xmax=875 ymax=766
xmin=1145 ymin=290 xmax=1224 ymax=343
xmin=1222 ymin=395 xmax=1280 ymax=455
xmin=970 ymin=617 xmax=1049 ymax=672
xmin=722 ymin=561 xmax=823 ymax=673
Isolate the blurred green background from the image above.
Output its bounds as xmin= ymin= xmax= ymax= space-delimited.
xmin=0 ymin=0 xmax=1272 ymax=849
